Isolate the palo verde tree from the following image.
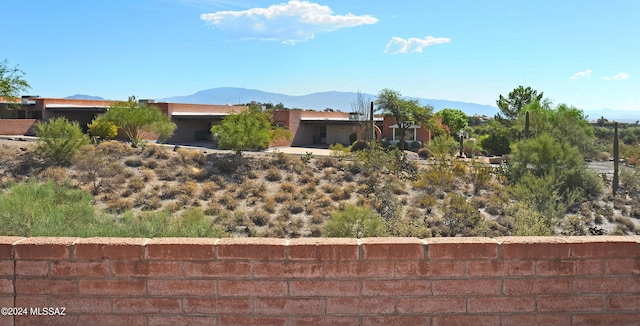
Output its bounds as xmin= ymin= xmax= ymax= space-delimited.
xmin=0 ymin=59 xmax=31 ymax=109
xmin=211 ymin=105 xmax=291 ymax=155
xmin=375 ymin=88 xmax=434 ymax=150
xmin=101 ymin=97 xmax=176 ymax=147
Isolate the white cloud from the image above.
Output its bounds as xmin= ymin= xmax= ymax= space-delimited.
xmin=200 ymin=0 xmax=378 ymax=44
xmin=570 ymin=69 xmax=591 ymax=80
xmin=384 ymin=36 xmax=450 ymax=54
xmin=602 ymin=72 xmax=630 ymax=80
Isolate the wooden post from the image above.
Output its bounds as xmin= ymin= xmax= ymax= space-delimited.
xmin=613 ymin=122 xmax=619 ymax=196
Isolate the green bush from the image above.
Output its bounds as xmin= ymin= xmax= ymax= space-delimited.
xmin=442 ymin=193 xmax=482 ymax=236
xmin=417 ymin=148 xmax=431 ymax=159
xmin=350 ymin=140 xmax=369 ymax=152
xmin=35 ymin=117 xmax=90 ymax=164
xmin=88 ymin=117 xmax=118 ymax=141
xmin=323 ymin=205 xmax=387 ymax=238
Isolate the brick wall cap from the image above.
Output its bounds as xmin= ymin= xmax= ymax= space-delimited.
xmin=15 ymin=237 xmax=80 ymax=246
xmin=423 ymin=237 xmax=499 ymax=244
xmin=217 ymin=238 xmax=286 ymax=246
xmin=146 ymin=238 xmax=219 ymax=245
xmin=73 ymin=237 xmax=150 ymax=246
xmin=361 ymin=237 xmax=423 ymax=244
xmin=288 ymin=238 xmax=358 ymax=246
xmin=0 ymin=236 xmax=25 ymax=245
xmin=561 ymin=236 xmax=640 ymax=244
xmin=495 ymin=236 xmax=568 ymax=244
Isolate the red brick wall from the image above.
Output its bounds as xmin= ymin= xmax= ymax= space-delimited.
xmin=0 ymin=236 xmax=638 ymax=325
xmin=0 ymin=119 xmax=37 ymax=135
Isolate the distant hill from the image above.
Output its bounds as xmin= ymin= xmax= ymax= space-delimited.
xmin=159 ymin=87 xmax=500 ymax=117
xmin=65 ymin=94 xmax=105 ymax=100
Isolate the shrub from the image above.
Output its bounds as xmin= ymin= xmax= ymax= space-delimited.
xmin=410 ymin=141 xmax=421 ymax=150
xmin=329 ymin=143 xmax=350 ymax=159
xmin=35 ymin=117 xmax=90 ymax=164
xmin=323 ymin=204 xmax=387 ymax=238
xmin=442 ymin=193 xmax=482 ymax=236
xmin=265 ymin=166 xmax=282 ymax=181
xmin=106 ymin=197 xmax=134 ymax=213
xmin=417 ymin=148 xmax=431 ymax=159
xmin=124 ymin=156 xmax=144 ymax=167
xmin=87 ymin=117 xmax=118 ymax=141
xmin=248 ymin=210 xmax=270 ymax=226
xmin=350 ymin=140 xmax=369 ymax=152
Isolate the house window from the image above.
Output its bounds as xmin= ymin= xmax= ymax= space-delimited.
xmin=392 ymin=125 xmax=418 ymax=141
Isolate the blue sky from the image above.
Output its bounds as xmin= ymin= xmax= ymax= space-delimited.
xmin=3 ymin=0 xmax=639 ymax=114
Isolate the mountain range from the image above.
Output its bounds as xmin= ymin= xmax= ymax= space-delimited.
xmin=158 ymin=87 xmax=499 ymax=117
xmin=66 ymin=88 xmax=639 ymax=122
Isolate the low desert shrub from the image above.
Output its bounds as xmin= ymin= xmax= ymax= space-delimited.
xmin=323 ymin=204 xmax=387 ymax=238
xmin=265 ymin=166 xmax=282 ymax=181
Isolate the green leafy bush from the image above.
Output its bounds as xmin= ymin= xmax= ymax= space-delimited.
xmin=323 ymin=205 xmax=386 ymax=238
xmin=88 ymin=117 xmax=118 ymax=141
xmin=35 ymin=117 xmax=90 ymax=164
xmin=350 ymin=140 xmax=369 ymax=152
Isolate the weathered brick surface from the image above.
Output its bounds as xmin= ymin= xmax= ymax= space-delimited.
xmin=1 ymin=236 xmax=637 ymax=325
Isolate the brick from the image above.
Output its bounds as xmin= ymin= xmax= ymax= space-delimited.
xmin=573 ymin=277 xmax=639 ymax=294
xmin=147 ymin=279 xmax=215 ymax=296
xmin=396 ymin=261 xmax=465 ymax=277
xmin=15 ymin=315 xmax=78 ymax=326
xmin=218 ymin=280 xmax=287 ymax=297
xmin=361 ymin=238 xmax=424 ymax=260
xmin=537 ymin=296 xmax=605 ymax=312
xmin=606 ymin=258 xmax=640 ymax=275
xmin=49 ymin=296 xmax=111 ymax=314
xmin=217 ymin=238 xmax=286 ymax=260
xmin=112 ymin=297 xmax=181 ymax=314
xmin=14 ymin=237 xmax=78 ymax=260
xmin=218 ymin=316 xmax=286 ymax=326
xmin=503 ymin=278 xmax=571 ymax=295
xmin=0 ymin=260 xmax=14 ymax=277
xmin=74 ymin=238 xmax=148 ymax=260
xmin=324 ymin=261 xmax=394 ymax=278
xmin=77 ymin=315 xmax=146 ymax=326
xmin=183 ymin=298 xmax=251 ymax=314
xmin=536 ymin=259 xmax=604 ymax=276
xmin=289 ymin=280 xmax=359 ymax=297
xmin=145 ymin=238 xmax=216 ymax=260
xmin=432 ymin=315 xmax=500 ymax=326
xmin=78 ymin=279 xmax=145 ymax=296
xmin=572 ymin=313 xmax=640 ymax=326
xmin=466 ymin=260 xmax=534 ymax=277
xmin=362 ymin=279 xmax=430 ymax=296
xmin=467 ymin=296 xmax=535 ymax=313
xmin=0 ymin=279 xmax=12 ymax=295
xmin=0 ymin=236 xmax=23 ymax=259
xmin=183 ymin=261 xmax=251 ymax=278
xmin=16 ymin=279 xmax=76 ymax=295
xmin=432 ymin=279 xmax=501 ymax=296
xmin=498 ymin=237 xmax=570 ymax=259
xmin=254 ymin=298 xmax=324 ymax=315
xmin=15 ymin=260 xmax=49 ymax=277
xmin=608 ymin=295 xmax=640 ymax=311
xmin=426 ymin=237 xmax=498 ymax=259
xmin=326 ymin=297 xmax=395 ymax=315
xmin=254 ymin=262 xmax=322 ymax=279
xmin=362 ymin=316 xmax=431 ymax=326
xmin=15 ymin=295 xmax=48 ymax=307
xmin=396 ymin=297 xmax=465 ymax=314
xmin=287 ymin=316 xmax=360 ymax=326
xmin=288 ymin=238 xmax=359 ymax=261
xmin=112 ymin=261 xmax=181 ymax=277
xmin=51 ymin=261 xmax=109 ymax=277
xmin=148 ymin=315 xmax=217 ymax=326
xmin=567 ymin=236 xmax=639 ymax=258
xmin=500 ymin=314 xmax=571 ymax=326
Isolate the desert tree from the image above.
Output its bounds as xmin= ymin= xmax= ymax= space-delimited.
xmin=496 ymin=85 xmax=543 ymax=123
xmin=101 ymin=97 xmax=176 ymax=147
xmin=0 ymin=59 xmax=31 ymax=110
xmin=375 ymin=88 xmax=434 ymax=150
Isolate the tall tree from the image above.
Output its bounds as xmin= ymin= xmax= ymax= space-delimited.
xmin=375 ymin=89 xmax=434 ymax=150
xmin=436 ymin=108 xmax=468 ymax=136
xmin=351 ymin=91 xmax=371 ymax=142
xmin=0 ymin=59 xmax=31 ymax=109
xmin=496 ymin=86 xmax=543 ymax=122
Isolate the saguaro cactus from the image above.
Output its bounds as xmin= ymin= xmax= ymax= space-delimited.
xmin=613 ymin=122 xmax=619 ymax=196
